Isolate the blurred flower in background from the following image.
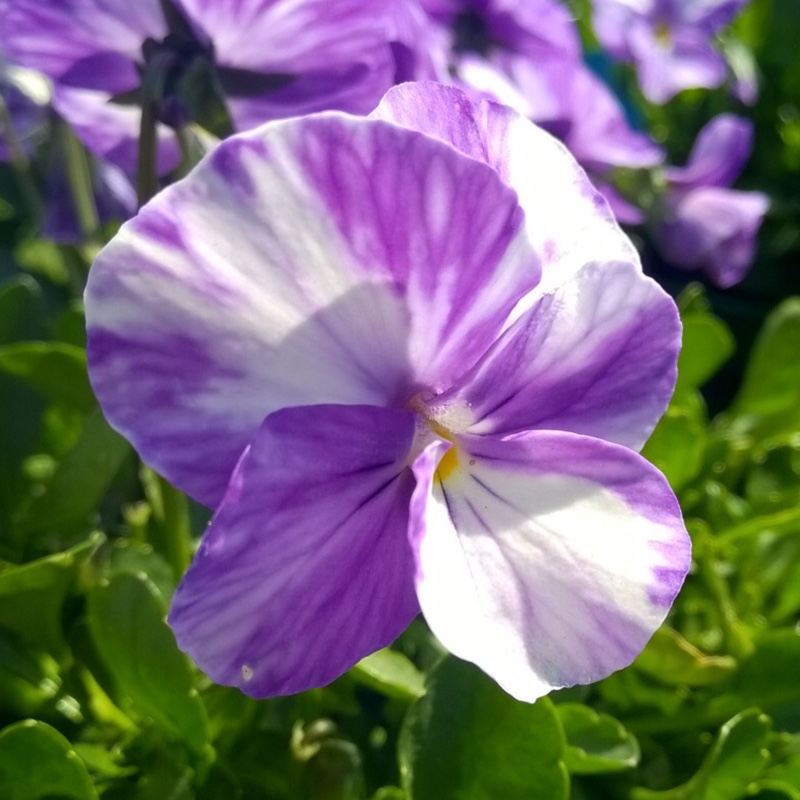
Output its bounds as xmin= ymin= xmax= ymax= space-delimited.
xmin=0 ymin=0 xmax=416 ymax=174
xmin=654 ymin=114 xmax=769 ymax=287
xmin=591 ymin=0 xmax=752 ymax=103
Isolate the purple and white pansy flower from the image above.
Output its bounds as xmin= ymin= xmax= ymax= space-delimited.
xmin=85 ymin=82 xmax=690 ymax=701
xmin=0 ymin=0 xmax=408 ymax=174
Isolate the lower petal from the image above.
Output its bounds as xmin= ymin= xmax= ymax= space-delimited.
xmin=409 ymin=429 xmax=690 ymax=702
xmin=169 ymin=404 xmax=420 ymax=697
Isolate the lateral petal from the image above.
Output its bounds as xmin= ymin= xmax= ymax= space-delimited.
xmin=409 ymin=429 xmax=690 ymax=702
xmin=169 ymin=404 xmax=420 ymax=697
xmin=434 ymin=260 xmax=680 ymax=450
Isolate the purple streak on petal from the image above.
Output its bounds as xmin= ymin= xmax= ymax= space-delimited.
xmin=664 ymin=114 xmax=753 ymax=189
xmin=436 ymin=260 xmax=680 ymax=451
xmin=657 ymin=187 xmax=769 ymax=287
xmin=58 ymin=50 xmax=139 ymax=94
xmin=0 ymin=0 xmax=165 ymax=79
xmin=373 ymin=82 xmax=640 ymax=296
xmin=293 ymin=114 xmax=538 ymax=392
xmin=409 ymin=428 xmax=690 ymax=701
xmin=169 ymin=403 xmax=420 ymax=697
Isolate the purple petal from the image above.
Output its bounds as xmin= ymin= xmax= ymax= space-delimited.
xmin=433 ymin=260 xmax=680 ymax=450
xmin=53 ymin=86 xmax=180 ymax=175
xmin=664 ymin=114 xmax=753 ymax=189
xmin=85 ymin=113 xmax=535 ymax=505
xmin=631 ymin=24 xmax=726 ymax=103
xmin=179 ymin=0 xmax=401 ymax=121
xmin=373 ymin=82 xmax=639 ymax=296
xmin=409 ymin=428 xmax=690 ymax=701
xmin=169 ymin=404 xmax=420 ymax=697
xmin=0 ymin=0 xmax=165 ymax=80
xmin=657 ymin=186 xmax=769 ymax=287
xmin=558 ymin=64 xmax=664 ymax=172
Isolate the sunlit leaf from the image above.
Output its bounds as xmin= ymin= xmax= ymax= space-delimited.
xmin=399 ymin=657 xmax=569 ymax=800
xmin=0 ymin=719 xmax=98 ymax=800
xmin=557 ymin=703 xmax=640 ymax=774
xmin=87 ymin=572 xmax=210 ymax=755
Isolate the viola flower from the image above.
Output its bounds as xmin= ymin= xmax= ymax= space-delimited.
xmin=0 ymin=0 xmax=407 ymax=174
xmin=655 ymin=114 xmax=769 ymax=287
xmin=592 ymin=0 xmax=751 ymax=103
xmin=85 ymin=83 xmax=690 ymax=700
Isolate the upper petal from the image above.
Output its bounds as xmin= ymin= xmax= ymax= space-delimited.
xmin=373 ymin=81 xmax=640 ymax=295
xmin=0 ymin=0 xmax=165 ymax=80
xmin=433 ymin=260 xmax=680 ymax=451
xmin=86 ymin=112 xmax=536 ymax=504
xmin=409 ymin=429 xmax=690 ymax=702
xmin=169 ymin=404 xmax=420 ymax=697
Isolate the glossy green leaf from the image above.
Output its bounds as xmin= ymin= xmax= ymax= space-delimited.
xmin=633 ymin=709 xmax=771 ymax=800
xmin=0 ymin=276 xmax=46 ymax=344
xmin=87 ymin=572 xmax=210 ymax=755
xmin=0 ymin=342 xmax=94 ymax=411
xmin=20 ymin=407 xmax=131 ymax=533
xmin=0 ymin=631 xmax=60 ymax=715
xmin=351 ymin=648 xmax=425 ymax=701
xmin=732 ymin=299 xmax=800 ymax=434
xmin=399 ymin=657 xmax=569 ymax=800
xmin=676 ymin=312 xmax=735 ymax=391
xmin=557 ymin=703 xmax=639 ymax=774
xmin=635 ymin=628 xmax=737 ymax=687
xmin=0 ymin=719 xmax=98 ymax=800
xmin=0 ymin=534 xmax=100 ymax=654
xmin=642 ymin=404 xmax=707 ymax=491
xmin=706 ymin=630 xmax=800 ymax=720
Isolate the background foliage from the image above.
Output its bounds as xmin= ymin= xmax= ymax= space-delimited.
xmin=2 ymin=0 xmax=800 ymax=797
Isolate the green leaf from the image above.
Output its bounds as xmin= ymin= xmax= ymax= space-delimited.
xmin=0 ymin=276 xmax=46 ymax=344
xmin=632 ymin=709 xmax=771 ymax=800
xmin=635 ymin=628 xmax=737 ymax=687
xmin=21 ymin=407 xmax=131 ymax=533
xmin=0 ymin=719 xmax=98 ymax=800
xmin=0 ymin=342 xmax=95 ymax=411
xmin=87 ymin=572 xmax=210 ymax=755
xmin=731 ymin=299 xmax=800 ymax=435
xmin=557 ymin=703 xmax=639 ymax=774
xmin=0 ymin=631 xmax=60 ymax=715
xmin=399 ymin=657 xmax=569 ymax=800
xmin=676 ymin=312 xmax=735 ymax=392
xmin=350 ymin=648 xmax=426 ymax=701
xmin=0 ymin=533 xmax=101 ymax=654
xmin=707 ymin=630 xmax=800 ymax=721
xmin=642 ymin=404 xmax=707 ymax=492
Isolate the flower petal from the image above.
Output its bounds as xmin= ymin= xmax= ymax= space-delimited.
xmin=409 ymin=429 xmax=690 ymax=702
xmin=0 ymin=0 xmax=165 ymax=80
xmin=53 ymin=86 xmax=180 ymax=175
xmin=86 ymin=113 xmax=534 ymax=504
xmin=372 ymin=82 xmax=639 ymax=295
xmin=657 ymin=186 xmax=769 ymax=287
xmin=434 ymin=260 xmax=680 ymax=450
xmin=664 ymin=114 xmax=753 ymax=189
xmin=169 ymin=404 xmax=420 ymax=697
